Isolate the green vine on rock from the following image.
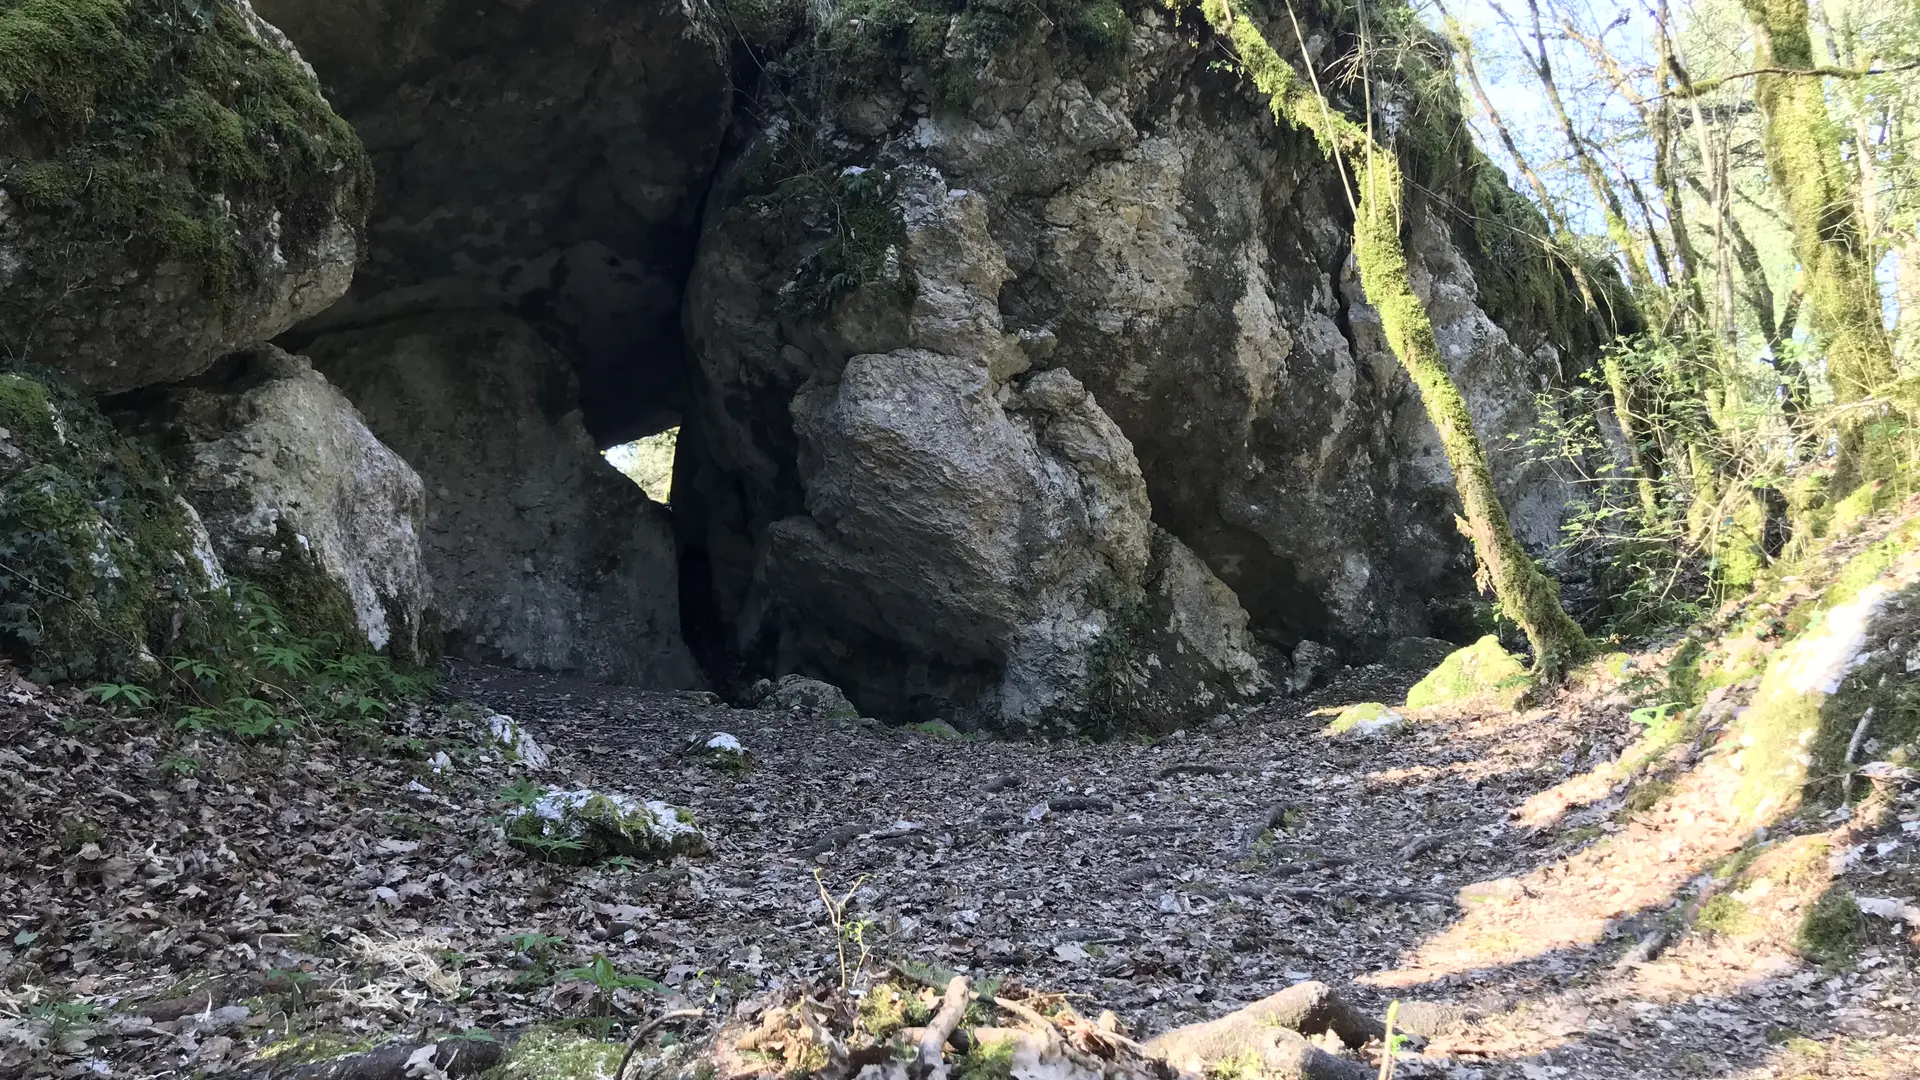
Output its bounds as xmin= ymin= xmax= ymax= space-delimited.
xmin=1197 ymin=0 xmax=1592 ymax=675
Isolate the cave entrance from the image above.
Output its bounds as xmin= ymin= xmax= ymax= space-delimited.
xmin=603 ymin=427 xmax=679 ymax=505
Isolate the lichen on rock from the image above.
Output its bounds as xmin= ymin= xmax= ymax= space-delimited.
xmin=754 ymin=674 xmax=860 ymax=720
xmin=504 ymin=789 xmax=711 ymax=865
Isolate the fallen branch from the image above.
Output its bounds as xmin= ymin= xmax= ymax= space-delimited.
xmin=1158 ymin=763 xmax=1252 ymax=779
xmin=912 ymin=976 xmax=970 ymax=1080
xmin=1048 ymin=797 xmax=1112 ymax=812
xmin=1272 ymin=857 xmax=1355 ymax=878
xmin=270 ymin=1036 xmax=504 ymax=1080
xmin=801 ymin=823 xmax=874 ymax=858
xmin=614 ymin=1009 xmax=706 ymax=1080
xmin=1395 ymin=832 xmax=1461 ymax=862
xmin=1611 ymin=929 xmax=1669 ymax=975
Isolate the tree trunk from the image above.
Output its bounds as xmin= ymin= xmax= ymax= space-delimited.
xmin=1740 ymin=0 xmax=1899 ymax=484
xmin=1203 ymin=0 xmax=1593 ymax=674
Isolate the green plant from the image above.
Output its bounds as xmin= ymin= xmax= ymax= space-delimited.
xmin=85 ymin=682 xmax=154 ymax=709
xmin=499 ymin=777 xmax=544 ymax=808
xmin=157 ymin=752 xmax=202 ymax=775
xmin=560 ymin=953 xmax=666 ymax=1038
xmin=813 ymin=870 xmax=875 ymax=991
xmin=1695 ymin=895 xmax=1753 ymax=935
xmin=1795 ymin=887 xmax=1862 ymax=968
xmin=28 ymin=999 xmax=98 ymax=1037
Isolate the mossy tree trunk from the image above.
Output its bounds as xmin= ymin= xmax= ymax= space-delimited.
xmin=1740 ymin=0 xmax=1899 ymax=483
xmin=1199 ymin=0 xmax=1592 ymax=673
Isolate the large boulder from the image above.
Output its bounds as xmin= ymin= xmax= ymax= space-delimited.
xmin=254 ymin=0 xmax=731 ymax=443
xmin=0 ymin=0 xmax=365 ymax=393
xmin=303 ymin=313 xmax=702 ymax=687
xmin=683 ymin=163 xmax=1270 ymax=732
xmin=675 ymin=5 xmax=1610 ymax=726
xmin=126 ymin=346 xmax=430 ymax=659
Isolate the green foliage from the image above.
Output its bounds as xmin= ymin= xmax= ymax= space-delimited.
xmin=560 ymin=953 xmax=665 ymax=1038
xmin=0 ymin=369 xmax=226 ymax=682
xmin=812 ymin=0 xmax=1133 ymax=108
xmin=1695 ymin=895 xmax=1753 ymax=935
xmin=761 ymin=165 xmax=911 ymax=316
xmin=0 ymin=0 xmax=370 ymax=333
xmin=0 ymin=372 xmax=431 ymax=728
xmin=953 ymin=1038 xmax=1016 ymax=1080
xmin=499 ymin=777 xmax=544 ymax=808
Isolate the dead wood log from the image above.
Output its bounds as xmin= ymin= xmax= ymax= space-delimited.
xmin=1048 ymin=797 xmax=1112 ymax=812
xmin=1395 ymin=832 xmax=1462 ymax=861
xmin=614 ymin=1009 xmax=706 ymax=1080
xmin=269 ymin=1036 xmax=504 ymax=1080
xmin=1611 ymin=929 xmax=1670 ymax=974
xmin=802 ymin=824 xmax=874 ymax=858
xmin=913 ymin=976 xmax=970 ymax=1079
xmin=1147 ymin=982 xmax=1383 ymax=1055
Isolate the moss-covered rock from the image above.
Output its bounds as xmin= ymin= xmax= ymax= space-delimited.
xmin=503 ymin=789 xmax=711 ymax=865
xmin=1404 ymin=635 xmax=1531 ymax=709
xmin=684 ymin=731 xmax=751 ymax=770
xmin=0 ymin=369 xmax=231 ymax=683
xmin=1731 ymin=524 xmax=1920 ymax=821
xmin=0 ymin=0 xmax=368 ymax=392
xmin=1321 ymin=702 xmax=1406 ymax=740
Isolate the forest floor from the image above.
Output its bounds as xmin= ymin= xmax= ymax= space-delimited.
xmin=3 ymin=643 xmax=1916 ymax=1079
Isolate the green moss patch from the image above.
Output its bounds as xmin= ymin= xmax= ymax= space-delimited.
xmin=1695 ymin=895 xmax=1754 ymax=935
xmin=0 ymin=369 xmax=225 ymax=682
xmin=1404 ymin=635 xmax=1531 ymax=709
xmin=1321 ymin=702 xmax=1406 ymax=739
xmin=484 ymin=1028 xmax=625 ymax=1080
xmin=953 ymin=1037 xmax=1016 ymax=1080
xmin=0 ymin=0 xmax=370 ymax=338
xmin=1795 ymin=886 xmax=1862 ymax=969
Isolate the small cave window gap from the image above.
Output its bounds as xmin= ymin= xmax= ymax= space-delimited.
xmin=602 ymin=426 xmax=678 ymax=504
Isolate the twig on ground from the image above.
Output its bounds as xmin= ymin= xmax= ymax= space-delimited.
xmin=613 ymin=1009 xmax=705 ymax=1080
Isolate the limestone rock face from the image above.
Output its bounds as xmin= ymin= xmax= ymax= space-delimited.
xmin=0 ymin=0 xmax=365 ymax=394
xmin=677 ymin=9 xmax=1599 ymax=727
xmin=683 ymin=164 xmax=1270 ymax=731
xmin=255 ymin=0 xmax=730 ymax=441
xmin=134 ymin=346 xmax=430 ymax=659
xmin=303 ymin=313 xmax=702 ymax=688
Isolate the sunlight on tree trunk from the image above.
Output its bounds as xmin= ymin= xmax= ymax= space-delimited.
xmin=1199 ymin=0 xmax=1592 ymax=674
xmin=1741 ymin=0 xmax=1899 ymax=483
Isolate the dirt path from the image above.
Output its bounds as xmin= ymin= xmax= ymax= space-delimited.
xmin=4 ymin=658 xmax=1915 ymax=1078
xmin=448 ymin=660 xmax=1920 ymax=1078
